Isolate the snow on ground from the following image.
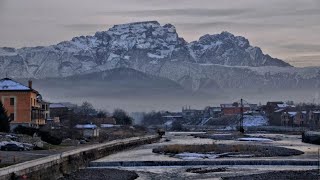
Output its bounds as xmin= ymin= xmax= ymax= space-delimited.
xmin=243 ymin=115 xmax=268 ymax=127
xmin=164 ymin=121 xmax=173 ymax=126
xmin=237 ymin=138 xmax=274 ymax=142
xmin=224 ymin=115 xmax=268 ymax=130
xmin=0 ymin=141 xmax=9 ymax=147
xmin=174 ymin=152 xmax=218 ymax=160
xmin=199 ymin=117 xmax=213 ymax=126
xmin=147 ymin=53 xmax=164 ymax=59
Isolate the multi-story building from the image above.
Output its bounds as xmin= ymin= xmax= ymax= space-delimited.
xmin=0 ymin=78 xmax=46 ymax=129
xmin=308 ymin=111 xmax=320 ymax=129
xmin=220 ymin=103 xmax=251 ymax=116
xmin=281 ymin=111 xmax=307 ymax=127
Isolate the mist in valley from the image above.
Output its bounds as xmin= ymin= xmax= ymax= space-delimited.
xmin=27 ymin=78 xmax=320 ymax=113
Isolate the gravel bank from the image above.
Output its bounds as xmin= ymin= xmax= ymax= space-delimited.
xmin=59 ymin=168 xmax=138 ymax=180
xmin=222 ymin=170 xmax=318 ymax=180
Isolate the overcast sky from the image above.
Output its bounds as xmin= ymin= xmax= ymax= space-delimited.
xmin=1 ymin=0 xmax=320 ymax=67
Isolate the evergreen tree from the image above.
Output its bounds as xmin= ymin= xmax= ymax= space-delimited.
xmin=0 ymin=101 xmax=10 ymax=132
xmin=112 ymin=109 xmax=133 ymax=125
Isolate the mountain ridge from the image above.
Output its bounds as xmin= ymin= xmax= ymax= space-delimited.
xmin=0 ymin=21 xmax=290 ymax=78
xmin=2 ymin=21 xmax=320 ymax=92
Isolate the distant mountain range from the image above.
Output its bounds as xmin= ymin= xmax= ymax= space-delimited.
xmin=1 ymin=21 xmax=320 ymax=109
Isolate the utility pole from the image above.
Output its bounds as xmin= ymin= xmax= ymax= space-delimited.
xmin=239 ymin=98 xmax=245 ymax=134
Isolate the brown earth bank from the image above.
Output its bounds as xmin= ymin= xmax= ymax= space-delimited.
xmin=222 ymin=170 xmax=318 ymax=180
xmin=152 ymin=144 xmax=304 ymax=158
xmin=192 ymin=133 xmax=282 ymax=141
xmin=59 ymin=168 xmax=138 ymax=180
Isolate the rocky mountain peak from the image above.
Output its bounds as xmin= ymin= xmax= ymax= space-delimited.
xmin=190 ymin=31 xmax=290 ymax=66
xmin=0 ymin=21 xmax=292 ymax=80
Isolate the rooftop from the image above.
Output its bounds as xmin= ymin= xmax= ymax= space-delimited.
xmin=49 ymin=103 xmax=68 ymax=109
xmin=0 ymin=78 xmax=31 ymax=91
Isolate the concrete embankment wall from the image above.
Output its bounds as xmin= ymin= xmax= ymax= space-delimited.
xmin=0 ymin=135 xmax=160 ymax=180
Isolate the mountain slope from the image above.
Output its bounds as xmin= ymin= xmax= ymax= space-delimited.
xmin=0 ymin=21 xmax=290 ymax=79
xmin=2 ymin=21 xmax=320 ymax=93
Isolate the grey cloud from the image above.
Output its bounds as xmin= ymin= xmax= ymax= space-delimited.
xmin=287 ymin=55 xmax=320 ymax=67
xmin=175 ymin=21 xmax=304 ymax=30
xmin=280 ymin=44 xmax=320 ymax=53
xmin=243 ymin=8 xmax=320 ymax=20
xmin=99 ymin=8 xmax=252 ymax=17
xmin=63 ymin=24 xmax=111 ymax=31
xmin=290 ymin=55 xmax=320 ymax=61
xmin=284 ymin=9 xmax=320 ymax=16
xmin=0 ymin=0 xmax=6 ymax=16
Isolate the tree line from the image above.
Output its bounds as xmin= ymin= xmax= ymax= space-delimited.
xmin=0 ymin=100 xmax=134 ymax=133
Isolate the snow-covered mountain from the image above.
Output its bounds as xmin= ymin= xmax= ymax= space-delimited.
xmin=1 ymin=21 xmax=319 ymax=91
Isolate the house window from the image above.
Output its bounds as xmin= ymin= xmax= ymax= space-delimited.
xmin=10 ymin=98 xmax=14 ymax=106
xmin=10 ymin=113 xmax=14 ymax=121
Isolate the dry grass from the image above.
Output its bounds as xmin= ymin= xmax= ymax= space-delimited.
xmin=186 ymin=167 xmax=228 ymax=174
xmin=153 ymin=144 xmax=304 ymax=157
xmin=153 ymin=144 xmax=217 ymax=154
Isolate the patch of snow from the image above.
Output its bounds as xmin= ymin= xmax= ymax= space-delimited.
xmin=243 ymin=115 xmax=268 ymax=127
xmin=150 ymin=60 xmax=159 ymax=64
xmin=147 ymin=53 xmax=164 ymax=59
xmin=107 ymin=53 xmax=120 ymax=61
xmin=136 ymin=42 xmax=151 ymax=49
xmin=75 ymin=124 xmax=97 ymax=129
xmin=0 ymin=141 xmax=9 ymax=147
xmin=0 ymin=79 xmax=30 ymax=90
xmin=222 ymin=126 xmax=234 ymax=131
xmin=199 ymin=117 xmax=213 ymax=126
xmin=164 ymin=120 xmax=173 ymax=126
xmin=175 ymin=152 xmax=218 ymax=160
xmin=277 ymin=104 xmax=290 ymax=108
xmin=0 ymin=48 xmax=18 ymax=56
xmin=237 ymin=138 xmax=273 ymax=142
xmin=274 ymin=109 xmax=285 ymax=113
xmin=101 ymin=124 xmax=119 ymax=128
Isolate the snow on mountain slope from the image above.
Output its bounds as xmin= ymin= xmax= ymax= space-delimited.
xmin=1 ymin=21 xmax=319 ymax=91
xmin=188 ymin=31 xmax=290 ymax=67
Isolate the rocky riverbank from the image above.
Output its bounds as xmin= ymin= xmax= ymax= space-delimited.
xmin=222 ymin=170 xmax=318 ymax=180
xmin=59 ymin=168 xmax=138 ymax=180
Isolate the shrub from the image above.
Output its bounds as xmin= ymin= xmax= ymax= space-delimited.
xmin=13 ymin=125 xmax=38 ymax=136
xmin=14 ymin=125 xmax=62 ymax=145
xmin=171 ymin=121 xmax=183 ymax=131
xmin=112 ymin=109 xmax=133 ymax=125
xmin=38 ymin=131 xmax=62 ymax=145
xmin=0 ymin=101 xmax=10 ymax=133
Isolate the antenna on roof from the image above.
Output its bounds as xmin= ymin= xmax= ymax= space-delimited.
xmin=5 ymin=72 xmax=8 ymax=78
